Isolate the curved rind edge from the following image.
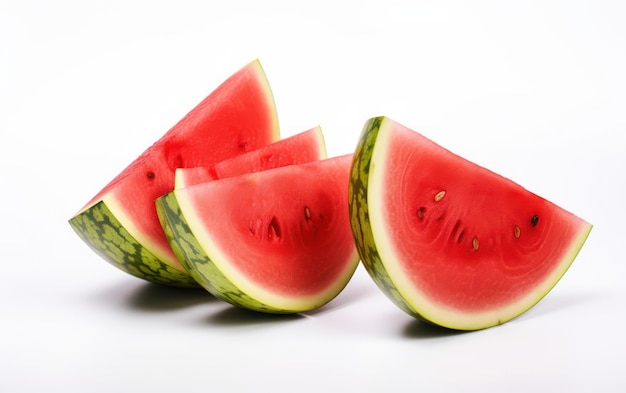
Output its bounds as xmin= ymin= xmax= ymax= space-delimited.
xmin=312 ymin=125 xmax=329 ymax=159
xmin=155 ymin=191 xmax=294 ymax=313
xmin=68 ymin=201 xmax=198 ymax=288
xmin=498 ymin=222 xmax=593 ymax=326
xmin=349 ymin=117 xmax=422 ymax=317
xmin=250 ymin=59 xmax=281 ymax=144
xmin=350 ymin=116 xmax=594 ymax=331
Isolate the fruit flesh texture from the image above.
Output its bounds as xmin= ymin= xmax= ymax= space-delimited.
xmin=157 ymin=154 xmax=360 ymax=312
xmin=69 ymin=60 xmax=279 ymax=285
xmin=350 ymin=117 xmax=592 ymax=329
xmin=174 ymin=126 xmax=326 ymax=189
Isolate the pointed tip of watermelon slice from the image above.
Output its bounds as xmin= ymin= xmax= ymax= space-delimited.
xmin=70 ymin=59 xmax=281 ymax=287
xmin=350 ymin=116 xmax=593 ymax=330
xmin=159 ymin=154 xmax=360 ymax=313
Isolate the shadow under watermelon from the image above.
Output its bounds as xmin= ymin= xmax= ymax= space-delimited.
xmin=89 ymin=276 xmax=214 ymax=309
xmin=204 ymin=305 xmax=305 ymax=326
xmin=401 ymin=289 xmax=607 ymax=338
xmin=125 ymin=281 xmax=218 ymax=312
xmin=402 ymin=319 xmax=474 ymax=339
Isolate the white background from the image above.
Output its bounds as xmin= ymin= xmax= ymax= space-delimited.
xmin=1 ymin=1 xmax=625 ymax=392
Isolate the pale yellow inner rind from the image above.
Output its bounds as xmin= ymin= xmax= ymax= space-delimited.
xmin=250 ymin=59 xmax=281 ymax=145
xmin=368 ymin=118 xmax=592 ymax=330
xmin=72 ymin=59 xmax=280 ymax=277
xmin=103 ymin=193 xmax=184 ymax=271
xmin=176 ymin=186 xmax=359 ymax=313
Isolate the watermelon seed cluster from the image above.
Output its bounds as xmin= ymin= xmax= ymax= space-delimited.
xmin=350 ymin=116 xmax=592 ymax=330
xmin=68 ymin=61 xmax=592 ymax=330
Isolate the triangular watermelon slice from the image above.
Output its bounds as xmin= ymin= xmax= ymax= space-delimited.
xmin=174 ymin=125 xmax=327 ymax=189
xmin=69 ymin=60 xmax=280 ymax=287
xmin=350 ymin=116 xmax=592 ymax=330
xmin=156 ymin=154 xmax=360 ymax=313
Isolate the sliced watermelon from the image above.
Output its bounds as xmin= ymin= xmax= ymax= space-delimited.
xmin=156 ymin=154 xmax=360 ymax=313
xmin=350 ymin=116 xmax=592 ymax=330
xmin=69 ymin=60 xmax=280 ymax=287
xmin=174 ymin=125 xmax=327 ymax=189
xmin=174 ymin=166 xmax=218 ymax=189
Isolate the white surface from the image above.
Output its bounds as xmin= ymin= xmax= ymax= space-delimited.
xmin=1 ymin=1 xmax=625 ymax=392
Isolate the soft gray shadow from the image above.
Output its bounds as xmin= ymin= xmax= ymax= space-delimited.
xmin=402 ymin=319 xmax=473 ymax=339
xmin=90 ymin=278 xmax=215 ymax=312
xmin=205 ymin=305 xmax=304 ymax=326
xmin=403 ymin=290 xmax=607 ymax=337
xmin=302 ymin=279 xmax=378 ymax=317
xmin=125 ymin=282 xmax=216 ymax=312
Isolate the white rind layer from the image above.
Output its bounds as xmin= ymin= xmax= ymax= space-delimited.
xmin=368 ymin=117 xmax=592 ymax=330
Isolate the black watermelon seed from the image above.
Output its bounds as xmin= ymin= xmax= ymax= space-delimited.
xmin=417 ymin=207 xmax=426 ymax=220
xmin=531 ymin=214 xmax=539 ymax=227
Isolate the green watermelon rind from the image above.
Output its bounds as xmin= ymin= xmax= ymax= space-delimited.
xmin=349 ymin=117 xmax=417 ymax=316
xmin=349 ymin=116 xmax=593 ymax=330
xmin=69 ymin=60 xmax=280 ymax=288
xmin=155 ymin=191 xmax=293 ymax=313
xmin=69 ymin=201 xmax=199 ymax=287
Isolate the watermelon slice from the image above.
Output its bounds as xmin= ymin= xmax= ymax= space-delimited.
xmin=174 ymin=125 xmax=327 ymax=189
xmin=69 ymin=60 xmax=280 ymax=287
xmin=349 ymin=117 xmax=592 ymax=330
xmin=156 ymin=154 xmax=360 ymax=313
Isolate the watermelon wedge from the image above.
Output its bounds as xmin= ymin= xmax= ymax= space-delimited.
xmin=349 ymin=117 xmax=592 ymax=330
xmin=174 ymin=125 xmax=327 ymax=189
xmin=69 ymin=60 xmax=280 ymax=287
xmin=156 ymin=154 xmax=360 ymax=313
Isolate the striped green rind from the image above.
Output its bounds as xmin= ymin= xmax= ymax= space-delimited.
xmin=69 ymin=201 xmax=198 ymax=287
xmin=349 ymin=117 xmax=424 ymax=319
xmin=350 ymin=116 xmax=592 ymax=330
xmin=155 ymin=191 xmax=292 ymax=313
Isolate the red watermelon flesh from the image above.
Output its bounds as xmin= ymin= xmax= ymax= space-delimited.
xmin=174 ymin=166 xmax=218 ymax=189
xmin=75 ymin=60 xmax=279 ymax=269
xmin=174 ymin=125 xmax=326 ymax=189
xmin=351 ymin=116 xmax=592 ymax=329
xmin=159 ymin=154 xmax=360 ymax=312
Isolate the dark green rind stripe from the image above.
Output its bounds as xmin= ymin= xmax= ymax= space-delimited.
xmin=156 ymin=192 xmax=294 ymax=313
xmin=350 ymin=117 xmax=594 ymax=330
xmin=349 ymin=117 xmax=432 ymax=323
xmin=69 ymin=201 xmax=198 ymax=287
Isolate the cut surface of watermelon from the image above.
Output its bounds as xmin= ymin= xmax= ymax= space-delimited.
xmin=349 ymin=116 xmax=592 ymax=330
xmin=174 ymin=125 xmax=326 ymax=189
xmin=157 ymin=154 xmax=360 ymax=312
xmin=69 ymin=60 xmax=280 ymax=286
